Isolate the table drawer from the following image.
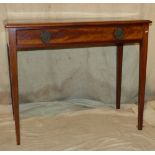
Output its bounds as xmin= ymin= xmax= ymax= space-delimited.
xmin=16 ymin=25 xmax=143 ymax=49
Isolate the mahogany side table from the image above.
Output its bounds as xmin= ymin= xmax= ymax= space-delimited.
xmin=5 ymin=18 xmax=152 ymax=145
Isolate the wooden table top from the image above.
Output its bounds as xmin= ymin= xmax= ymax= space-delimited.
xmin=5 ymin=18 xmax=152 ymax=28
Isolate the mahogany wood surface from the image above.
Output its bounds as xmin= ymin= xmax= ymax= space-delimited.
xmin=7 ymin=28 xmax=20 ymax=145
xmin=5 ymin=18 xmax=151 ymax=28
xmin=5 ymin=19 xmax=152 ymax=145
xmin=16 ymin=25 xmax=143 ymax=50
xmin=116 ymin=44 xmax=123 ymax=109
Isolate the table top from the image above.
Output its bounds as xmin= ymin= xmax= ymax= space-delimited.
xmin=5 ymin=18 xmax=152 ymax=28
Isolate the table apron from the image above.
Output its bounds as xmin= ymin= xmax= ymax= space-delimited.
xmin=16 ymin=25 xmax=144 ymax=50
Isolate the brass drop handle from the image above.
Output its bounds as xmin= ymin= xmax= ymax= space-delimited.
xmin=40 ymin=30 xmax=52 ymax=43
xmin=114 ymin=27 xmax=124 ymax=40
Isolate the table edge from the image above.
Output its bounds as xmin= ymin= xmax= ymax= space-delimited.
xmin=5 ymin=20 xmax=152 ymax=28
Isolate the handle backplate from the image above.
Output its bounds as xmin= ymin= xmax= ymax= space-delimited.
xmin=40 ymin=30 xmax=52 ymax=43
xmin=114 ymin=27 xmax=124 ymax=40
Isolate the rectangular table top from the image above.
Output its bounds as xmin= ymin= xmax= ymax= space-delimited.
xmin=5 ymin=18 xmax=152 ymax=28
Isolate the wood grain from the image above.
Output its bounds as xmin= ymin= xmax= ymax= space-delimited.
xmin=16 ymin=25 xmax=144 ymax=50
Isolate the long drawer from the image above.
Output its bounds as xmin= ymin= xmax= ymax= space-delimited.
xmin=16 ymin=25 xmax=144 ymax=50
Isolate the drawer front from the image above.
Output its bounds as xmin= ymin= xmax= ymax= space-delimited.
xmin=16 ymin=25 xmax=143 ymax=49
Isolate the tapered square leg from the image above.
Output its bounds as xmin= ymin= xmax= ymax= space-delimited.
xmin=7 ymin=45 xmax=15 ymax=120
xmin=8 ymin=29 xmax=20 ymax=145
xmin=138 ymin=25 xmax=149 ymax=130
xmin=116 ymin=44 xmax=123 ymax=109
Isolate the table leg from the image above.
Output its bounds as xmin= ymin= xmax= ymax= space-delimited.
xmin=7 ymin=45 xmax=15 ymax=120
xmin=116 ymin=44 xmax=123 ymax=109
xmin=8 ymin=29 xmax=20 ymax=145
xmin=138 ymin=25 xmax=149 ymax=130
